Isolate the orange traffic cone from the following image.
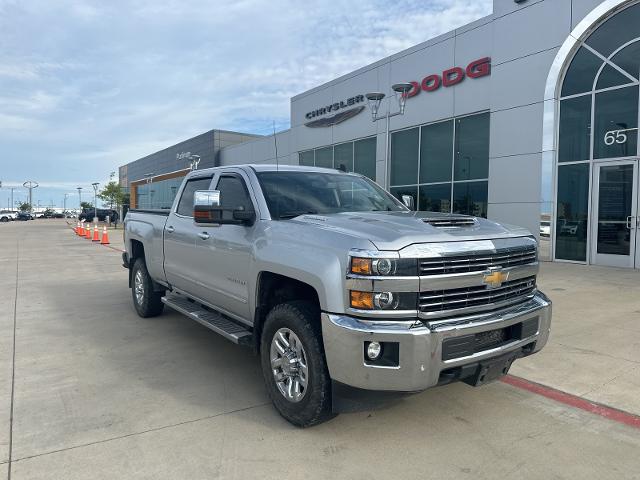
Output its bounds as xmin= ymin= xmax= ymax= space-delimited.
xmin=85 ymin=224 xmax=92 ymax=239
xmin=100 ymin=226 xmax=110 ymax=245
xmin=92 ymin=224 xmax=100 ymax=242
xmin=78 ymin=222 xmax=83 ymax=236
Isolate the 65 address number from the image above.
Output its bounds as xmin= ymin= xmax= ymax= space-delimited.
xmin=604 ymin=127 xmax=638 ymax=146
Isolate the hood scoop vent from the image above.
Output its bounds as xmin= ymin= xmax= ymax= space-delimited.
xmin=422 ymin=216 xmax=478 ymax=228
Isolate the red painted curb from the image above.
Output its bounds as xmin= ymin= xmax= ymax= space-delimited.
xmin=502 ymin=374 xmax=640 ymax=429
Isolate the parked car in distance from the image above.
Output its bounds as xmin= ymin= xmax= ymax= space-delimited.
xmin=79 ymin=208 xmax=118 ymax=222
xmin=16 ymin=212 xmax=33 ymax=221
xmin=123 ymin=165 xmax=551 ymax=427
xmin=0 ymin=210 xmax=17 ymax=222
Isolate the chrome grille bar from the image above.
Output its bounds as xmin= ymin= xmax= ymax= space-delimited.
xmin=419 ymin=246 xmax=536 ymax=275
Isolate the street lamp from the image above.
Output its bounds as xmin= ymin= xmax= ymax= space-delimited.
xmin=364 ymin=82 xmax=414 ymax=190
xmin=63 ymin=193 xmax=69 ymax=213
xmin=23 ymin=181 xmax=39 ymax=212
xmin=77 ymin=187 xmax=83 ymax=212
xmin=92 ymin=182 xmax=99 ymax=222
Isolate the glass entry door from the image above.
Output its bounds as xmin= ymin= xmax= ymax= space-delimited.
xmin=590 ymin=160 xmax=639 ymax=268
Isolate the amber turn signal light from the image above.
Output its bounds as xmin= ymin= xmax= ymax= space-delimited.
xmin=350 ymin=290 xmax=374 ymax=309
xmin=350 ymin=257 xmax=372 ymax=275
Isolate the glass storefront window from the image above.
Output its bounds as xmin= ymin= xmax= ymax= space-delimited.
xmin=596 ymin=64 xmax=633 ymax=90
xmin=297 ymin=137 xmax=377 ymax=181
xmin=558 ymin=95 xmax=591 ymax=162
xmin=315 ymin=147 xmax=333 ymax=168
xmin=611 ymin=41 xmax=640 ymax=79
xmin=585 ymin=3 xmax=640 ymax=58
xmin=453 ymin=181 xmax=488 ymax=218
xmin=354 ymin=137 xmax=376 ymax=180
xmin=593 ymin=86 xmax=638 ymax=159
xmin=420 ymin=120 xmax=453 ymax=183
xmin=390 ymin=127 xmax=419 ymax=186
xmin=561 ymin=47 xmax=602 ymax=97
xmin=136 ymin=176 xmax=185 ymax=210
xmin=419 ymin=183 xmax=451 ymax=213
xmin=555 ymin=163 xmax=590 ymax=261
xmin=334 ymin=142 xmax=354 ymax=172
xmin=299 ymin=150 xmax=314 ymax=166
xmin=454 ymin=113 xmax=489 ymax=181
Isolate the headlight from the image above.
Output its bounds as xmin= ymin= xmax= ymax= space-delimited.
xmin=350 ymin=291 xmax=416 ymax=310
xmin=349 ymin=256 xmax=417 ymax=276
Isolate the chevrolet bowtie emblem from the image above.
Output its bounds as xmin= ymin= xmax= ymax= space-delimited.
xmin=482 ymin=267 xmax=508 ymax=289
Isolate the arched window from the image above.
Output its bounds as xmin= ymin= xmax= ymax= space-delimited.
xmin=555 ymin=2 xmax=640 ymax=262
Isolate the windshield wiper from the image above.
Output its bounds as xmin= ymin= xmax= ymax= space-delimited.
xmin=278 ymin=210 xmax=318 ymax=219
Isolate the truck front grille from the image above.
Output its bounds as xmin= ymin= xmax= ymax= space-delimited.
xmin=419 ymin=246 xmax=536 ymax=276
xmin=419 ymin=276 xmax=537 ymax=315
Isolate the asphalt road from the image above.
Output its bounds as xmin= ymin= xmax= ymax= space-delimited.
xmin=1 ymin=220 xmax=639 ymax=479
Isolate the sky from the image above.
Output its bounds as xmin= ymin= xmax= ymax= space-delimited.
xmin=0 ymin=0 xmax=492 ymax=209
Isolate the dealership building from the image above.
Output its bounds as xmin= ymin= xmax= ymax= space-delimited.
xmin=120 ymin=0 xmax=640 ymax=269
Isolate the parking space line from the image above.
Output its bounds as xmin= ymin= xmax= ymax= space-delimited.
xmin=502 ymin=374 xmax=640 ymax=429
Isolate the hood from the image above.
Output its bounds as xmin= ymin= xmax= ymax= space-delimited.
xmin=288 ymin=211 xmax=531 ymax=251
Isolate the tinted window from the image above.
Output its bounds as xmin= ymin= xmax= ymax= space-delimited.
xmin=585 ymin=3 xmax=640 ymax=58
xmin=558 ymin=95 xmax=591 ymax=162
xmin=390 ymin=127 xmax=419 ymax=185
xmin=453 ymin=181 xmax=488 ymax=218
xmin=454 ymin=113 xmax=489 ymax=181
xmin=420 ymin=120 xmax=453 ymax=183
xmin=315 ymin=147 xmax=333 ymax=168
xmin=334 ymin=142 xmax=354 ymax=172
xmin=561 ymin=47 xmax=602 ymax=97
xmin=354 ymin=137 xmax=377 ymax=180
xmin=176 ymin=177 xmax=212 ymax=216
xmin=556 ymin=163 xmax=590 ymax=261
xmin=611 ymin=41 xmax=640 ymax=79
xmin=596 ymin=64 xmax=632 ymax=90
xmin=216 ymin=175 xmax=253 ymax=211
xmin=419 ymin=183 xmax=451 ymax=213
xmin=593 ymin=86 xmax=638 ymax=159
xmin=299 ymin=150 xmax=314 ymax=166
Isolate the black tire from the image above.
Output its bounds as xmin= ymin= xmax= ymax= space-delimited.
xmin=131 ymin=258 xmax=165 ymax=318
xmin=260 ymin=301 xmax=335 ymax=427
xmin=0 ymin=217 xmax=8 ymax=222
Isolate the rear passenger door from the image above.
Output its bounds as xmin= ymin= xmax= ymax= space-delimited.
xmin=164 ymin=175 xmax=214 ymax=297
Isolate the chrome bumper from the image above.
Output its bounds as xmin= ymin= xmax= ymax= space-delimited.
xmin=321 ymin=291 xmax=551 ymax=392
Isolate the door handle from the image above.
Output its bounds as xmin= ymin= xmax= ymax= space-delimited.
xmin=626 ymin=216 xmax=634 ymax=229
xmin=198 ymin=232 xmax=210 ymax=240
xmin=166 ymin=225 xmax=175 ymax=233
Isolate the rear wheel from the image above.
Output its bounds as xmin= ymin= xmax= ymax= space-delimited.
xmin=131 ymin=258 xmax=165 ymax=318
xmin=260 ymin=301 xmax=335 ymax=427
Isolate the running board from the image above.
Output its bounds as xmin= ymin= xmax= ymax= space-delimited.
xmin=161 ymin=294 xmax=252 ymax=345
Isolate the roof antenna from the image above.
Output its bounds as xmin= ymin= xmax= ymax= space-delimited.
xmin=272 ymin=120 xmax=279 ymax=171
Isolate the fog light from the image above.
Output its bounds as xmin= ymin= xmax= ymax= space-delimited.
xmin=367 ymin=341 xmax=382 ymax=360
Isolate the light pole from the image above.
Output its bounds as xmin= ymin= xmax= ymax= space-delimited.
xmin=77 ymin=187 xmax=83 ymax=212
xmin=63 ymin=193 xmax=69 ymax=213
xmin=364 ymin=83 xmax=414 ymax=191
xmin=92 ymin=182 xmax=99 ymax=221
xmin=23 ymin=181 xmax=39 ymax=212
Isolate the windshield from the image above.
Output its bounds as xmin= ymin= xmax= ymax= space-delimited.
xmin=256 ymin=171 xmax=407 ymax=219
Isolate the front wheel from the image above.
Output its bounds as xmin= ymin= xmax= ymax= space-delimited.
xmin=260 ymin=301 xmax=335 ymax=427
xmin=131 ymin=258 xmax=165 ymax=318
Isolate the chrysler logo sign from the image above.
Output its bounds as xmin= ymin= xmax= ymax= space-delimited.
xmin=304 ymin=94 xmax=365 ymax=127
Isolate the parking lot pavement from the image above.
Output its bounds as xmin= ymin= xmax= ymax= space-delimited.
xmin=2 ymin=220 xmax=640 ymax=479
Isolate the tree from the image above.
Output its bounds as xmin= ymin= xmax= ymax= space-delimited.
xmin=18 ymin=201 xmax=31 ymax=212
xmin=98 ymin=181 xmax=125 ymax=210
xmin=80 ymin=201 xmax=93 ymax=210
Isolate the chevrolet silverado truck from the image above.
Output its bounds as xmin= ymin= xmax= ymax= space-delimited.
xmin=123 ymin=165 xmax=551 ymax=427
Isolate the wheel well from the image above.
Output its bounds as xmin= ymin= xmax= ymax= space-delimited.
xmin=254 ymin=272 xmax=320 ymax=350
xmin=128 ymin=240 xmax=145 ymax=288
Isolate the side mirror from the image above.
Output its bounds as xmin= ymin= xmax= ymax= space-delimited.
xmin=401 ymin=194 xmax=415 ymax=210
xmin=193 ymin=190 xmax=256 ymax=225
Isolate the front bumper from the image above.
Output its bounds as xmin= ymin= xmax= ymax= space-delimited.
xmin=321 ymin=291 xmax=551 ymax=392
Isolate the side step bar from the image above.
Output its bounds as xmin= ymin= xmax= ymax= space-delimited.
xmin=162 ymin=294 xmax=252 ymax=345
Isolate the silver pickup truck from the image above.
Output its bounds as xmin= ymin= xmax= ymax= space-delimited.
xmin=123 ymin=164 xmax=551 ymax=427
